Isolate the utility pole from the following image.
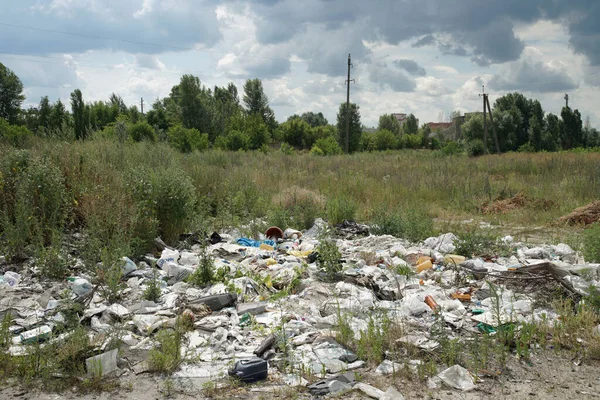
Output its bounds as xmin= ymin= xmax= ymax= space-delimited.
xmin=480 ymin=85 xmax=488 ymax=154
xmin=141 ymin=97 xmax=144 ymax=115
xmin=345 ymin=54 xmax=354 ymax=154
xmin=564 ymin=93 xmax=569 ymax=108
xmin=479 ymin=85 xmax=501 ymax=154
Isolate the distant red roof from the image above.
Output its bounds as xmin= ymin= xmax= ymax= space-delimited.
xmin=426 ymin=122 xmax=453 ymax=131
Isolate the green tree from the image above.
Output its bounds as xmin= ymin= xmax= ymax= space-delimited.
xmin=109 ymin=93 xmax=127 ymax=115
xmin=336 ymin=103 xmax=362 ymax=153
xmin=128 ymin=121 xmax=156 ymax=142
xmin=38 ymin=96 xmax=51 ymax=131
xmin=312 ymin=136 xmax=342 ymax=155
xmin=560 ymin=106 xmax=583 ymax=149
xmin=300 ymin=111 xmax=328 ymax=127
xmin=494 ymin=92 xmax=544 ymax=150
xmin=70 ymin=89 xmax=88 ymax=140
xmin=403 ymin=114 xmax=418 ymax=135
xmin=243 ymin=79 xmax=276 ymax=132
xmin=377 ymin=114 xmax=401 ymax=136
xmin=245 ymin=113 xmax=270 ymax=149
xmin=528 ymin=115 xmax=543 ymax=151
xmin=374 ymin=129 xmax=398 ymax=150
xmin=542 ymin=113 xmax=561 ymax=151
xmin=146 ymin=100 xmax=171 ymax=132
xmin=49 ymin=99 xmax=69 ymax=131
xmin=167 ymin=125 xmax=209 ymax=153
xmin=280 ymin=116 xmax=312 ymax=148
xmin=0 ymin=63 xmax=25 ymax=124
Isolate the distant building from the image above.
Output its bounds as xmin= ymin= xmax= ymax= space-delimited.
xmin=391 ymin=113 xmax=419 ymax=128
xmin=426 ymin=122 xmax=453 ymax=132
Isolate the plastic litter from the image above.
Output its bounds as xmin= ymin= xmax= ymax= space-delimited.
xmin=424 ymin=295 xmax=439 ymax=311
xmin=437 ymin=365 xmax=476 ymax=391
xmin=86 ymin=349 xmax=118 ymax=377
xmin=190 ymin=293 xmax=237 ymax=311
xmin=20 ymin=325 xmax=52 ymax=344
xmin=228 ymin=357 xmax=268 ymax=383
xmin=69 ymin=277 xmax=92 ymax=296
xmin=3 ymin=271 xmax=21 ymax=287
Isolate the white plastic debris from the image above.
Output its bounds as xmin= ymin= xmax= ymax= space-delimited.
xmin=437 ymin=365 xmax=476 ymax=391
xmin=3 ymin=271 xmax=21 ymax=287
xmin=121 ymin=257 xmax=137 ymax=276
xmin=70 ymin=278 xmax=92 ymax=296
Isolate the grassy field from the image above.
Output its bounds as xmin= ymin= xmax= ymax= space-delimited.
xmin=1 ymin=137 xmax=599 ymax=262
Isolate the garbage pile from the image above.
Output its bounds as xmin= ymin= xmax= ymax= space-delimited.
xmin=0 ymin=218 xmax=599 ymax=397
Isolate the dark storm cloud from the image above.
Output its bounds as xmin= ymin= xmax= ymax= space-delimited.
xmin=368 ymin=62 xmax=416 ymax=92
xmin=489 ymin=57 xmax=578 ymax=93
xmin=393 ymin=59 xmax=427 ymax=77
xmin=0 ymin=1 xmax=222 ymax=56
xmin=234 ymin=0 xmax=600 ymax=69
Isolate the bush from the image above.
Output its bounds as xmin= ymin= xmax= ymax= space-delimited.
xmin=317 ymin=236 xmax=342 ymax=280
xmin=0 ymin=118 xmax=32 ymax=148
xmin=223 ymin=130 xmax=251 ymax=151
xmin=313 ymin=136 xmax=342 ymax=155
xmin=326 ymin=196 xmax=357 ymax=225
xmin=167 ymin=125 xmax=209 ymax=153
xmin=466 ymin=139 xmax=485 ymax=157
xmin=151 ymin=168 xmax=196 ymax=244
xmin=584 ymin=223 xmax=600 ymax=263
xmin=280 ymin=142 xmax=295 ymax=155
xmin=374 ymin=129 xmax=398 ymax=151
xmin=441 ymin=140 xmax=463 ymax=156
xmin=187 ymin=245 xmax=214 ymax=286
xmin=310 ymin=146 xmax=325 ymax=156
xmin=0 ymin=152 xmax=69 ymax=259
xmin=128 ymin=121 xmax=156 ymax=142
xmin=371 ymin=207 xmax=434 ymax=243
xmin=148 ymin=328 xmax=183 ymax=373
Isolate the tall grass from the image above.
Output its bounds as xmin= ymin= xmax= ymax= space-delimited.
xmin=1 ymin=137 xmax=599 ymax=262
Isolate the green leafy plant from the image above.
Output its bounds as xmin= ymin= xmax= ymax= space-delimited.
xmin=143 ymin=268 xmax=162 ymax=302
xmin=583 ymin=223 xmax=600 ymax=263
xmin=326 ymin=196 xmax=356 ymax=226
xmin=187 ymin=245 xmax=215 ymax=286
xmin=371 ymin=206 xmax=433 ymax=243
xmin=316 ymin=234 xmax=342 ymax=281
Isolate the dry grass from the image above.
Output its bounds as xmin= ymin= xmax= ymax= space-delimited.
xmin=271 ymin=185 xmax=326 ymax=210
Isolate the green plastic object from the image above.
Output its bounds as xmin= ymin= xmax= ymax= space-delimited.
xmin=477 ymin=322 xmax=496 ymax=334
xmin=239 ymin=312 xmax=251 ymax=327
xmin=472 ymin=309 xmax=485 ymax=315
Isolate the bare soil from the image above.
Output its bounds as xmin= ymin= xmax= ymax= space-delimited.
xmin=2 ymin=350 xmax=598 ymax=399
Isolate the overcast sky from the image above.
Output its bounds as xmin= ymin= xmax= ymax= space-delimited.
xmin=1 ymin=0 xmax=599 ymax=127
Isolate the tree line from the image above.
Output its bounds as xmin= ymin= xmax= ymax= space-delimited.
xmin=0 ymin=62 xmax=598 ymax=155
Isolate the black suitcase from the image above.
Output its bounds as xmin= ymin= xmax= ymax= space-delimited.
xmin=228 ymin=357 xmax=268 ymax=383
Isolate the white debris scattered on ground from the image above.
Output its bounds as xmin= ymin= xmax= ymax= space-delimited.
xmin=0 ymin=220 xmax=598 ymax=398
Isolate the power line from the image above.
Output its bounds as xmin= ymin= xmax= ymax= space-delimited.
xmin=0 ymin=53 xmax=341 ymax=86
xmin=0 ymin=22 xmax=340 ymax=69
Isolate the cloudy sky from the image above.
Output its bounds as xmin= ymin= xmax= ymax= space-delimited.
xmin=1 ymin=0 xmax=599 ymax=127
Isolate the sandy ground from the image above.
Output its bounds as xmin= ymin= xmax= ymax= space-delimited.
xmin=2 ymin=350 xmax=599 ymax=400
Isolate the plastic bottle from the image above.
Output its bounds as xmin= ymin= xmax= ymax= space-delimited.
xmin=424 ymin=295 xmax=439 ymax=311
xmin=444 ymin=255 xmax=466 ymax=265
xmin=416 ymin=259 xmax=433 ymax=273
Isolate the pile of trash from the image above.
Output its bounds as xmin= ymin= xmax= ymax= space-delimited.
xmin=0 ymin=218 xmax=599 ymax=397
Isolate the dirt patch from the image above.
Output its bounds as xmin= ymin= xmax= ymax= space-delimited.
xmin=558 ymin=201 xmax=600 ymax=226
xmin=480 ymin=193 xmax=556 ymax=215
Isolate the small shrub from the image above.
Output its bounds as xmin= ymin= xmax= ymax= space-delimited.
xmin=583 ymin=223 xmax=600 ymax=263
xmin=466 ymin=139 xmax=485 ymax=157
xmin=96 ymin=247 xmax=125 ymax=304
xmin=280 ymin=142 xmax=295 ymax=155
xmin=167 ymin=125 xmax=208 ymax=153
xmin=316 ymin=234 xmax=342 ymax=281
xmin=143 ymin=268 xmax=162 ymax=302
xmin=0 ymin=118 xmax=32 ymax=148
xmin=313 ymin=136 xmax=342 ymax=155
xmin=441 ymin=140 xmax=462 ymax=156
xmin=355 ymin=313 xmax=392 ymax=365
xmin=454 ymin=228 xmax=504 ymax=257
xmin=371 ymin=207 xmax=434 ymax=243
xmin=36 ymin=243 xmax=69 ymax=279
xmin=223 ymin=130 xmax=251 ymax=151
xmin=148 ymin=328 xmax=183 ymax=373
xmin=326 ymin=196 xmax=356 ymax=226
xmin=128 ymin=121 xmax=156 ymax=142
xmin=187 ymin=245 xmax=214 ymax=287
